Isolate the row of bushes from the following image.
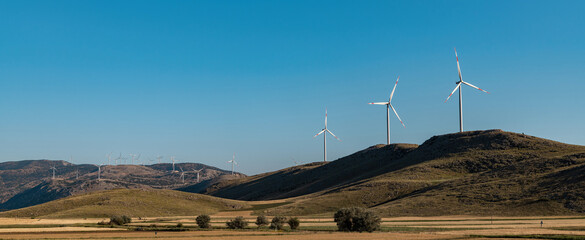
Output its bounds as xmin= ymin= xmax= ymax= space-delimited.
xmin=102 ymin=207 xmax=379 ymax=232
xmin=196 ymin=214 xmax=300 ymax=230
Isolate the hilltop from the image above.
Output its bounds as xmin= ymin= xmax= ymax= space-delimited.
xmin=198 ymin=130 xmax=585 ymax=216
xmin=0 ymin=188 xmax=249 ymax=218
xmin=0 ymin=161 xmax=244 ymax=210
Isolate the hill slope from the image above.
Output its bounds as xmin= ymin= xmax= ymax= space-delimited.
xmin=0 ymin=188 xmax=250 ymax=218
xmin=202 ymin=130 xmax=585 ymax=216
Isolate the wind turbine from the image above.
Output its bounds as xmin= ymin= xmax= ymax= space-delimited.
xmin=94 ymin=164 xmax=103 ymax=180
xmin=445 ymin=48 xmax=490 ymax=132
xmin=75 ymin=168 xmax=79 ymax=180
xmin=115 ymin=153 xmax=122 ymax=165
xmin=369 ymin=76 xmax=406 ymax=144
xmin=193 ymin=168 xmax=203 ymax=183
xmin=179 ymin=167 xmax=185 ymax=184
xmin=50 ymin=166 xmax=57 ymax=180
xmin=106 ymin=153 xmax=112 ymax=165
xmin=313 ymin=109 xmax=341 ymax=162
xmin=156 ymin=156 xmax=163 ymax=164
xmin=228 ymin=154 xmax=237 ymax=175
xmin=170 ymin=156 xmax=176 ymax=172
xmin=129 ymin=154 xmax=137 ymax=165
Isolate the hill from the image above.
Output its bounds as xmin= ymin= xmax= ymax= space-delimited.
xmin=200 ymin=130 xmax=585 ymax=216
xmin=0 ymin=188 xmax=250 ymax=218
xmin=0 ymin=161 xmax=244 ymax=210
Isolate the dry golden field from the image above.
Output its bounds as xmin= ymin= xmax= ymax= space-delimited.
xmin=0 ymin=214 xmax=584 ymax=239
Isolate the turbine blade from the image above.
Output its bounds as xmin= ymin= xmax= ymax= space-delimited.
xmin=462 ymin=81 xmax=489 ymax=93
xmin=389 ymin=76 xmax=400 ymax=102
xmin=455 ymin=48 xmax=463 ymax=82
xmin=389 ymin=104 xmax=406 ymax=128
xmin=444 ymin=83 xmax=461 ymax=103
xmin=313 ymin=129 xmax=326 ymax=137
xmin=325 ymin=108 xmax=327 ymax=128
xmin=326 ymin=129 xmax=341 ymax=141
xmin=368 ymin=102 xmax=389 ymax=105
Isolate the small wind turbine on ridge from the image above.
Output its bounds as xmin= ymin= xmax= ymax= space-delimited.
xmin=228 ymin=153 xmax=237 ymax=175
xmin=445 ymin=48 xmax=490 ymax=132
xmin=50 ymin=165 xmax=57 ymax=180
xmin=369 ymin=76 xmax=406 ymax=144
xmin=313 ymin=108 xmax=341 ymax=162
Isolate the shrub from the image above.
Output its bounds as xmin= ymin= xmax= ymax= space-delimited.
xmin=226 ymin=216 xmax=248 ymax=229
xmin=196 ymin=214 xmax=211 ymax=229
xmin=255 ymin=215 xmax=269 ymax=228
xmin=270 ymin=216 xmax=287 ymax=230
xmin=110 ymin=215 xmax=132 ymax=225
xmin=287 ymin=217 xmax=300 ymax=230
xmin=333 ymin=207 xmax=380 ymax=232
xmin=176 ymin=223 xmax=183 ymax=228
xmin=97 ymin=220 xmax=108 ymax=225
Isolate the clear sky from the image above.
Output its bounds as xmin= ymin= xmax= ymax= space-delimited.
xmin=1 ymin=0 xmax=584 ymax=175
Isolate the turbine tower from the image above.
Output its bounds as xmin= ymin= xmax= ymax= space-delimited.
xmin=170 ymin=156 xmax=176 ymax=172
xmin=106 ymin=153 xmax=112 ymax=165
xmin=369 ymin=76 xmax=406 ymax=144
xmin=95 ymin=164 xmax=103 ymax=180
xmin=228 ymin=154 xmax=237 ymax=175
xmin=313 ymin=109 xmax=341 ymax=162
xmin=193 ymin=168 xmax=203 ymax=183
xmin=179 ymin=167 xmax=185 ymax=184
xmin=115 ymin=153 xmax=122 ymax=165
xmin=50 ymin=166 xmax=57 ymax=180
xmin=156 ymin=156 xmax=163 ymax=164
xmin=445 ymin=48 xmax=490 ymax=132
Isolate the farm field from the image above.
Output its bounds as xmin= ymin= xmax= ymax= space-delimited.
xmin=0 ymin=215 xmax=585 ymax=239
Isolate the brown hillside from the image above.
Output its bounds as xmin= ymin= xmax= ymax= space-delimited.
xmin=204 ymin=130 xmax=585 ymax=216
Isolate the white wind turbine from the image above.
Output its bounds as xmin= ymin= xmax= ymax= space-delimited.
xmin=193 ymin=168 xmax=203 ymax=183
xmin=179 ymin=167 xmax=185 ymax=184
xmin=129 ymin=154 xmax=137 ymax=165
xmin=228 ymin=154 xmax=237 ymax=175
xmin=50 ymin=165 xmax=57 ymax=180
xmin=170 ymin=156 xmax=177 ymax=172
xmin=115 ymin=153 xmax=122 ymax=165
xmin=369 ymin=76 xmax=406 ymax=144
xmin=313 ymin=109 xmax=341 ymax=162
xmin=156 ymin=156 xmax=163 ymax=164
xmin=106 ymin=153 xmax=112 ymax=165
xmin=94 ymin=164 xmax=104 ymax=180
xmin=445 ymin=48 xmax=490 ymax=132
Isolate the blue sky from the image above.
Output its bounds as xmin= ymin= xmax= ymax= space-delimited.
xmin=0 ymin=0 xmax=584 ymax=174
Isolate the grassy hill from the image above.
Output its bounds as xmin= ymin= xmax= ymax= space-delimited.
xmin=201 ymin=143 xmax=418 ymax=200
xmin=202 ymin=130 xmax=585 ymax=217
xmin=0 ymin=188 xmax=250 ymax=218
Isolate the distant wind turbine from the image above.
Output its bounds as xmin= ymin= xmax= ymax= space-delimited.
xmin=313 ymin=109 xmax=341 ymax=162
xmin=179 ymin=167 xmax=185 ymax=184
xmin=193 ymin=168 xmax=203 ymax=183
xmin=170 ymin=156 xmax=177 ymax=172
xmin=50 ymin=165 xmax=57 ymax=180
xmin=445 ymin=48 xmax=490 ymax=132
xmin=95 ymin=164 xmax=103 ymax=180
xmin=228 ymin=154 xmax=237 ymax=175
xmin=369 ymin=76 xmax=406 ymax=144
xmin=115 ymin=153 xmax=122 ymax=165
xmin=156 ymin=156 xmax=163 ymax=164
xmin=106 ymin=153 xmax=112 ymax=165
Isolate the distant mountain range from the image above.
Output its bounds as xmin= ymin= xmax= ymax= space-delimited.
xmin=0 ymin=160 xmax=244 ymax=210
